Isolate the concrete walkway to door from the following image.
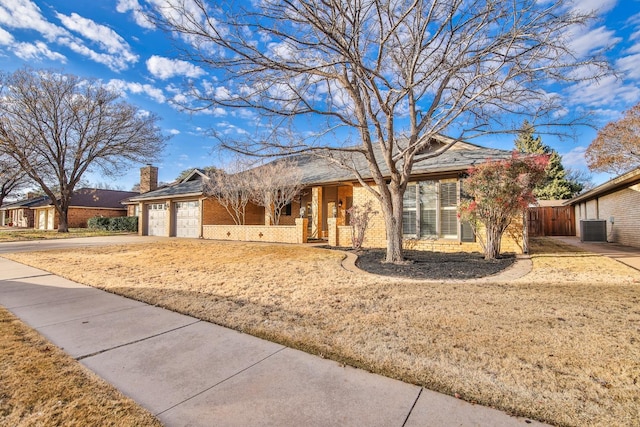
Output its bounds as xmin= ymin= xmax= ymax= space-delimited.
xmin=551 ymin=236 xmax=640 ymax=271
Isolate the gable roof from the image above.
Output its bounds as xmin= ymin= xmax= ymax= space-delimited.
xmin=288 ymin=137 xmax=512 ymax=185
xmin=126 ymin=169 xmax=209 ymax=202
xmin=566 ymin=167 xmax=640 ymax=205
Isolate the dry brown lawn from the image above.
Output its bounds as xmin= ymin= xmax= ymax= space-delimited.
xmin=3 ymin=237 xmax=640 ymax=427
xmin=0 ymin=306 xmax=161 ymax=427
xmin=0 ymin=228 xmax=129 ymax=242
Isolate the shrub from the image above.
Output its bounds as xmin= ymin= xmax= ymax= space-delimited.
xmin=88 ymin=216 xmax=138 ymax=232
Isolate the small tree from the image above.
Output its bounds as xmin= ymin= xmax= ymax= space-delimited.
xmin=347 ymin=201 xmax=378 ymax=251
xmin=459 ymin=153 xmax=548 ymax=260
xmin=586 ymin=102 xmax=640 ymax=174
xmin=205 ymin=168 xmax=253 ymax=225
xmin=249 ymin=159 xmax=305 ymax=225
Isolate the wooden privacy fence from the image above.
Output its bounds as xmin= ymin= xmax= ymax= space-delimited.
xmin=527 ymin=206 xmax=575 ymax=237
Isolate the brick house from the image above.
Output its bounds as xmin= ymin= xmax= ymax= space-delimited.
xmin=568 ymin=167 xmax=640 ymax=248
xmin=0 ymin=194 xmax=48 ymax=227
xmin=28 ymin=188 xmax=138 ymax=230
xmin=128 ymin=136 xmax=526 ymax=254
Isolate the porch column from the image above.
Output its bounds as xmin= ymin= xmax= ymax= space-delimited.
xmin=311 ymin=187 xmax=323 ymax=239
xmin=138 ymin=203 xmax=146 ymax=236
xmin=295 ymin=218 xmax=308 ymax=244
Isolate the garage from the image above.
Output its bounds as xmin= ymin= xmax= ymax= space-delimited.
xmin=147 ymin=203 xmax=167 ymax=236
xmin=174 ymin=201 xmax=200 ymax=238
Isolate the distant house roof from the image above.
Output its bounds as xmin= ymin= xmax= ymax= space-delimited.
xmin=566 ymin=167 xmax=640 ymax=206
xmin=0 ymin=195 xmax=49 ymax=211
xmin=125 ymin=169 xmax=209 ymax=203
xmin=9 ymin=188 xmax=138 ymax=210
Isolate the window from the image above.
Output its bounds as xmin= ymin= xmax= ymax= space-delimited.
xmin=402 ymin=180 xmax=460 ymax=239
xmin=402 ymin=184 xmax=417 ymax=235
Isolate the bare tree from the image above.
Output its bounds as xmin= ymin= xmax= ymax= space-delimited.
xmin=249 ymin=160 xmax=305 ymax=226
xmin=150 ymin=0 xmax=609 ymax=262
xmin=0 ymin=154 xmax=30 ymax=207
xmin=205 ymin=167 xmax=253 ymax=225
xmin=0 ymin=68 xmax=167 ymax=232
xmin=586 ymin=103 xmax=640 ymax=174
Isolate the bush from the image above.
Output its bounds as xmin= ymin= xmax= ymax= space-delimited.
xmin=88 ymin=216 xmax=138 ymax=232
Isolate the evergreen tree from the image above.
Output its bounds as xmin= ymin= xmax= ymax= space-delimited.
xmin=514 ymin=121 xmax=583 ymax=199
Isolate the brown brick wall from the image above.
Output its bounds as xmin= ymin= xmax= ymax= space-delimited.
xmin=201 ymin=198 xmax=265 ymax=226
xmin=67 ymin=208 xmax=127 ymax=228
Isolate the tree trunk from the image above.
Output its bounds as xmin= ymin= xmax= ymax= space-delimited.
xmin=57 ymin=205 xmax=69 ymax=233
xmin=382 ymin=189 xmax=404 ymax=263
xmin=484 ymin=223 xmax=502 ymax=260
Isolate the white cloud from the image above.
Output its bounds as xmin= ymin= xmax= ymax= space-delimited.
xmin=57 ymin=13 xmax=137 ymax=57
xmin=561 ymin=146 xmax=588 ymax=169
xmin=568 ymin=0 xmax=617 ymax=15
xmin=0 ymin=26 xmax=14 ymax=45
xmin=568 ymin=25 xmax=621 ymax=57
xmin=617 ymin=53 xmax=640 ymax=80
xmin=565 ymin=74 xmax=640 ymax=107
xmin=216 ymin=121 xmax=248 ymax=135
xmin=146 ymin=55 xmax=205 ymax=79
xmin=106 ymin=78 xmax=166 ymax=103
xmin=168 ymin=128 xmax=181 ymax=135
xmin=116 ymin=0 xmax=154 ymax=29
xmin=0 ymin=0 xmax=66 ymax=41
xmin=14 ymin=41 xmax=65 ymax=61
xmin=0 ymin=0 xmax=138 ymax=70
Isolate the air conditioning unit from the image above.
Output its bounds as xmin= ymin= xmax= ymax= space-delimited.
xmin=580 ymin=220 xmax=607 ymax=242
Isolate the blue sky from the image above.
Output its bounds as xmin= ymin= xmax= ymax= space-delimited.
xmin=1 ymin=0 xmax=639 ymax=191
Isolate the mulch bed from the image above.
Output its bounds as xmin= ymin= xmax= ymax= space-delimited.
xmin=352 ymin=249 xmax=516 ymax=280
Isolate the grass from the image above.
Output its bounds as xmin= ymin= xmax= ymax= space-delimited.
xmin=0 ymin=228 xmax=131 ymax=242
xmin=0 ymin=306 xmax=162 ymax=427
xmin=3 ymin=237 xmax=640 ymax=426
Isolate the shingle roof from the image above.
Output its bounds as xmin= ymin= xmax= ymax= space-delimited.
xmin=0 ymin=195 xmax=49 ymax=210
xmin=125 ymin=138 xmax=513 ymax=202
xmin=289 ymin=139 xmax=513 ymax=185
xmin=2 ymin=188 xmax=138 ymax=210
xmin=126 ymin=176 xmax=206 ymax=202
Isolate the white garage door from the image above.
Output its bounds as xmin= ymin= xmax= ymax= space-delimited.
xmin=175 ymin=201 xmax=200 ymax=238
xmin=147 ymin=203 xmax=167 ymax=236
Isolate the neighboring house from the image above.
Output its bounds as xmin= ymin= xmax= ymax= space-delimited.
xmin=127 ymin=136 xmax=526 ymax=254
xmin=0 ymin=194 xmax=48 ymax=227
xmin=29 ymin=188 xmax=138 ymax=230
xmin=567 ymin=167 xmax=640 ymax=248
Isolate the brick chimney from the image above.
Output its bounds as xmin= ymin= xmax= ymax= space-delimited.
xmin=139 ymin=165 xmax=158 ymax=194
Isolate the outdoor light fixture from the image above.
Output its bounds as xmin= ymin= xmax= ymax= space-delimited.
xmin=338 ymin=199 xmax=343 ymax=208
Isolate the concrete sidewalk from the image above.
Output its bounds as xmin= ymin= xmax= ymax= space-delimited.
xmin=0 ymin=256 xmax=544 ymax=426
